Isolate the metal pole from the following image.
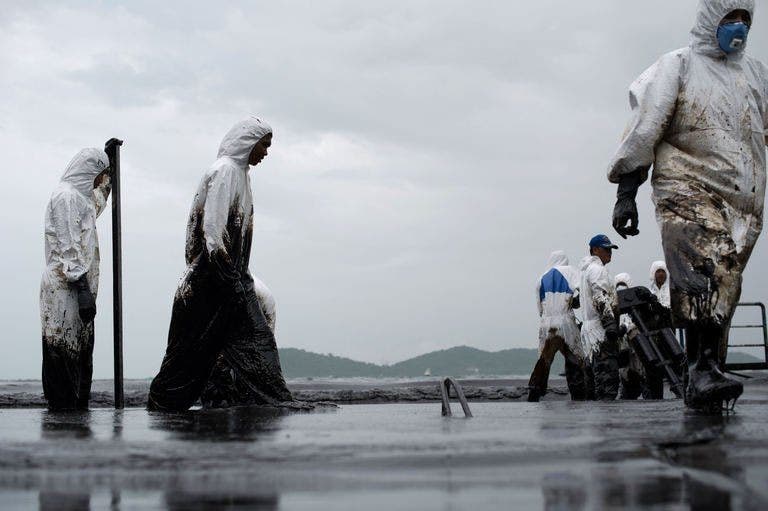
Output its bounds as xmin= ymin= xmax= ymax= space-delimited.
xmin=107 ymin=139 xmax=125 ymax=409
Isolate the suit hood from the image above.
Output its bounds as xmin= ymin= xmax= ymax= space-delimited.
xmin=217 ymin=116 xmax=273 ymax=168
xmin=60 ymin=148 xmax=109 ymax=198
xmin=691 ymin=0 xmax=755 ymax=58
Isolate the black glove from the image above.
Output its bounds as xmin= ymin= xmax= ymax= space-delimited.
xmin=571 ymin=294 xmax=580 ymax=310
xmin=73 ymin=275 xmax=96 ymax=323
xmin=601 ymin=315 xmax=619 ymax=343
xmin=104 ymin=138 xmax=123 ymax=174
xmin=612 ymin=171 xmax=643 ymax=239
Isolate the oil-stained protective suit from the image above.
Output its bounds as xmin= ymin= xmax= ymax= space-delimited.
xmin=201 ymin=276 xmax=284 ymax=408
xmin=580 ymin=256 xmax=620 ymax=400
xmin=614 ymin=274 xmax=662 ymax=399
xmin=40 ymin=148 xmax=111 ymax=410
xmin=649 ymin=261 xmax=671 ymax=308
xmin=527 ymin=251 xmax=587 ymax=401
xmin=608 ymin=0 xmax=765 ymax=408
xmin=148 ymin=117 xmax=292 ymax=411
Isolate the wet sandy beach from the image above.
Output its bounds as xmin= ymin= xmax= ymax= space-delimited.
xmin=0 ymin=378 xmax=766 ymax=510
xmin=0 ymin=378 xmax=561 ymax=408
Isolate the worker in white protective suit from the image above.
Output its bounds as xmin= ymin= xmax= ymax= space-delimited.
xmin=649 ymin=261 xmax=671 ymax=308
xmin=608 ymin=0 xmax=767 ymax=410
xmin=527 ymin=251 xmax=587 ymax=402
xmin=614 ymin=273 xmax=664 ymax=399
xmin=40 ymin=142 xmax=117 ymax=410
xmin=149 ymin=117 xmax=293 ymax=411
xmin=580 ymin=235 xmax=621 ymax=401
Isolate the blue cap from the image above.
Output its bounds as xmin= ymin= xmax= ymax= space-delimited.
xmin=589 ymin=234 xmax=618 ymax=250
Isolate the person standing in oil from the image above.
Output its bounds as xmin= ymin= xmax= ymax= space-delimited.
xmin=608 ymin=1 xmax=768 ymax=410
xmin=40 ymin=141 xmax=118 ymax=411
xmin=148 ymin=117 xmax=293 ymax=411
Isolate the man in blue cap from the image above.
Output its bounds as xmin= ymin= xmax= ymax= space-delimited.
xmin=580 ymin=235 xmax=621 ymax=400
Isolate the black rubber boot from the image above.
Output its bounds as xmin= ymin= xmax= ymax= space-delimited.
xmin=685 ymin=323 xmax=743 ymax=411
xmin=527 ymin=387 xmax=543 ymax=403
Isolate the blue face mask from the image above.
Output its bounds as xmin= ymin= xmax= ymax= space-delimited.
xmin=717 ymin=22 xmax=749 ymax=54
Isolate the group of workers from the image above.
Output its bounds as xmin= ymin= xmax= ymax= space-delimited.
xmin=41 ymin=118 xmax=292 ymax=412
xmin=39 ymin=0 xmax=766 ymax=414
xmin=529 ymin=0 xmax=767 ymax=411
xmin=528 ymin=241 xmax=671 ymax=403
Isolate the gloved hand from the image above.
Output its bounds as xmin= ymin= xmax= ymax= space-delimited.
xmin=601 ymin=315 xmax=619 ymax=343
xmin=612 ymin=171 xmax=643 ymax=239
xmin=104 ymin=138 xmax=123 ymax=174
xmin=73 ymin=276 xmax=96 ymax=323
xmin=571 ymin=294 xmax=580 ymax=310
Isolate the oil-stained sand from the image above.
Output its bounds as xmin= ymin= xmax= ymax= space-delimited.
xmin=0 ymin=378 xmax=767 ymax=509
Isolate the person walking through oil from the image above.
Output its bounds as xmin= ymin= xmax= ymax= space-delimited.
xmin=148 ymin=117 xmax=293 ymax=411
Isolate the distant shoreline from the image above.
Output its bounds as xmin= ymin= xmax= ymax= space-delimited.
xmin=0 ymin=378 xmax=567 ymax=408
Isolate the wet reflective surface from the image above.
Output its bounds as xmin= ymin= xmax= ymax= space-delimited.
xmin=1 ymin=382 xmax=767 ymax=510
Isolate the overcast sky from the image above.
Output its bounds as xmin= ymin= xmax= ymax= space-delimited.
xmin=2 ymin=1 xmax=768 ymax=379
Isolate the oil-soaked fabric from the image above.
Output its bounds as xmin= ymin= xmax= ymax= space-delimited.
xmin=201 ymin=276 xmax=291 ymax=408
xmin=608 ymin=0 xmax=767 ymax=332
xmin=580 ymin=256 xmax=619 ymax=361
xmin=40 ymin=148 xmax=110 ymax=410
xmin=148 ymin=117 xmax=292 ymax=411
xmin=528 ymin=334 xmax=587 ymax=400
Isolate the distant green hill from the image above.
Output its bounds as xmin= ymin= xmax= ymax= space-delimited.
xmin=279 ymin=346 xmax=765 ymax=379
xmin=278 ymin=348 xmax=385 ymax=378
xmin=279 ymin=346 xmax=563 ymax=378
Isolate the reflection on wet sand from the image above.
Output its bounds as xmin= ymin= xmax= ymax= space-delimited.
xmin=38 ymin=491 xmax=91 ymax=511
xmin=40 ymin=411 xmax=93 ymax=440
xmin=164 ymin=491 xmax=279 ymax=511
xmin=541 ymin=411 xmax=757 ymax=509
xmin=148 ymin=406 xmax=287 ymax=441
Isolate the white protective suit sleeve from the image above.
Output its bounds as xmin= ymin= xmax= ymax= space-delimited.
xmin=46 ymin=193 xmax=96 ymax=283
xmin=535 ymin=278 xmax=543 ymax=317
xmin=202 ymin=165 xmax=243 ymax=282
xmin=607 ymin=51 xmax=684 ymax=184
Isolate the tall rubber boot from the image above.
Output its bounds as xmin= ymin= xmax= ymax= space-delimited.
xmin=685 ymin=322 xmax=743 ymax=411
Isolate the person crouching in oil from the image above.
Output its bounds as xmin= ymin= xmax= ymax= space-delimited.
xmin=148 ymin=117 xmax=293 ymax=411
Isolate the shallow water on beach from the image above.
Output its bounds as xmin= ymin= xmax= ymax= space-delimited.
xmin=0 ymin=384 xmax=767 ymax=510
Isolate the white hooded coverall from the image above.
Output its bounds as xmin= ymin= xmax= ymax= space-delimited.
xmin=149 ymin=117 xmax=292 ymax=411
xmin=40 ymin=148 xmax=111 ymax=409
xmin=580 ymin=256 xmax=618 ymax=361
xmin=649 ymin=261 xmax=671 ymax=308
xmin=527 ymin=251 xmax=587 ymax=400
xmin=608 ymin=0 xmax=767 ymax=336
xmin=536 ymin=251 xmax=583 ymax=360
xmin=615 ymin=273 xmax=635 ymax=334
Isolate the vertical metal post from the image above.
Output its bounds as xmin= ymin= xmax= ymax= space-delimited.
xmin=109 ymin=139 xmax=125 ymax=409
xmin=760 ymin=303 xmax=768 ymax=368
